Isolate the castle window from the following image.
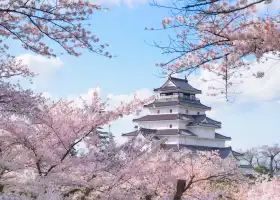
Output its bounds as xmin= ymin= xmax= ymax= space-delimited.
xmin=170 ymin=109 xmax=172 ymax=113
xmin=197 ymin=112 xmax=200 ymax=115
xmin=186 ymin=110 xmax=188 ymax=114
xmin=157 ymin=110 xmax=160 ymax=114
xmin=169 ymin=124 xmax=172 ymax=128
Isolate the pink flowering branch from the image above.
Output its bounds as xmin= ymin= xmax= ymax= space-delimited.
xmin=149 ymin=0 xmax=279 ymax=99
xmin=0 ymin=47 xmax=45 ymax=118
xmin=0 ymin=91 xmax=154 ymax=197
xmin=0 ymin=0 xmax=111 ymax=57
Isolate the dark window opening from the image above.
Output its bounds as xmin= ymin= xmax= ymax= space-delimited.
xmin=170 ymin=109 xmax=172 ymax=113
xmin=186 ymin=110 xmax=188 ymax=114
xmin=197 ymin=112 xmax=200 ymax=115
xmin=157 ymin=110 xmax=160 ymax=114
xmin=169 ymin=124 xmax=172 ymax=128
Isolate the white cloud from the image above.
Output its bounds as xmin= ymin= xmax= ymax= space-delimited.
xmin=255 ymin=0 xmax=280 ymax=14
xmin=178 ymin=54 xmax=280 ymax=126
xmin=67 ymin=87 xmax=153 ymax=108
xmin=107 ymin=88 xmax=153 ymax=107
xmin=41 ymin=92 xmax=53 ymax=99
xmin=66 ymin=87 xmax=101 ymax=108
xmin=17 ymin=54 xmax=63 ymax=78
xmin=187 ymin=54 xmax=280 ymax=105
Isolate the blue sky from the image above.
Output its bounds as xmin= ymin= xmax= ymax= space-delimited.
xmin=12 ymin=0 xmax=280 ymax=151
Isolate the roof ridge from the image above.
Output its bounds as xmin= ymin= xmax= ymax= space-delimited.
xmin=170 ymin=76 xmax=188 ymax=82
xmin=206 ymin=116 xmax=221 ymax=123
xmin=169 ymin=77 xmax=181 ymax=89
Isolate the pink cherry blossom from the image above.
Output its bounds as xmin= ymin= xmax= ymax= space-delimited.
xmin=0 ymin=0 xmax=111 ymax=58
xmin=151 ymin=0 xmax=279 ymax=99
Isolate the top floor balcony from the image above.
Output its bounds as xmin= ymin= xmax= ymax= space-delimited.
xmin=156 ymin=93 xmax=200 ymax=102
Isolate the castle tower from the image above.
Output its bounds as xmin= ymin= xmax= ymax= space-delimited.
xmin=122 ymin=76 xmax=247 ymax=161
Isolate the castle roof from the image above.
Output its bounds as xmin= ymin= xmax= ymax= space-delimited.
xmin=133 ymin=114 xmax=221 ymax=128
xmin=122 ymin=128 xmax=230 ymax=141
xmin=133 ymin=114 xmax=195 ymax=122
xmin=215 ymin=133 xmax=231 ymax=140
xmin=154 ymin=77 xmax=202 ymax=94
xmin=122 ymin=128 xmax=197 ymax=137
xmin=187 ymin=115 xmax=221 ymax=128
xmin=144 ymin=99 xmax=211 ymax=110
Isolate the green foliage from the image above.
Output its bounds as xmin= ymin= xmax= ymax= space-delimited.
xmin=254 ymin=165 xmax=269 ymax=174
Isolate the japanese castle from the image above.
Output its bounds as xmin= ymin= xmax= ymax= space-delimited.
xmin=122 ymin=76 xmax=252 ymax=172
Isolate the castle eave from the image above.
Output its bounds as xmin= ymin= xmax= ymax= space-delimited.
xmin=215 ymin=133 xmax=231 ymax=140
xmin=122 ymin=128 xmax=197 ymax=137
xmin=144 ymin=100 xmax=211 ymax=110
xmin=133 ymin=114 xmax=195 ymax=122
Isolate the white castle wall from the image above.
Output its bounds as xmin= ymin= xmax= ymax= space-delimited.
xmin=149 ymin=106 xmax=206 ymax=115
xmin=149 ymin=106 xmax=180 ymax=115
xmin=137 ymin=120 xmax=203 ymax=130
xmin=178 ymin=107 xmax=206 ymax=115
xmin=137 ymin=120 xmax=181 ymax=130
xmin=166 ymin=136 xmax=226 ymax=148
xmin=189 ymin=127 xmax=215 ymax=139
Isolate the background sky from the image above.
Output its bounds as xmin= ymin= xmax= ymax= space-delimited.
xmin=11 ymin=0 xmax=280 ymax=151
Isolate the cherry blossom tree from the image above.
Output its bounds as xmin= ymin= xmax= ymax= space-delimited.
xmin=244 ymin=176 xmax=280 ymax=200
xmin=0 ymin=0 xmax=111 ymax=57
xmin=0 ymin=118 xmax=278 ymax=200
xmin=0 ymin=90 xmax=154 ymax=199
xmin=105 ymin=149 xmax=243 ymax=200
xmin=0 ymin=0 xmax=115 ymax=122
xmin=244 ymin=144 xmax=280 ymax=176
xmin=0 ymin=48 xmax=45 ymax=119
xmin=149 ymin=0 xmax=279 ymax=99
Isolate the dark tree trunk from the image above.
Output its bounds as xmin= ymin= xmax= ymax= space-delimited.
xmin=0 ymin=184 xmax=4 ymax=193
xmin=269 ymin=155 xmax=274 ymax=177
xmin=145 ymin=195 xmax=152 ymax=200
xmin=173 ymin=179 xmax=186 ymax=200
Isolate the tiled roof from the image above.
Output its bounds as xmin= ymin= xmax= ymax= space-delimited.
xmin=122 ymin=128 xmax=197 ymax=137
xmin=133 ymin=114 xmax=195 ymax=122
xmin=215 ymin=133 xmax=231 ymax=140
xmin=122 ymin=130 xmax=138 ymax=136
xmin=161 ymin=144 xmax=233 ymax=159
xmin=123 ymin=129 xmax=229 ymax=140
xmin=144 ymin=100 xmax=211 ymax=110
xmin=133 ymin=114 xmax=221 ymax=128
xmin=232 ymin=150 xmax=244 ymax=157
xmin=154 ymin=77 xmax=201 ymax=94
xmin=193 ymin=115 xmax=221 ymax=124
xmin=170 ymin=77 xmax=202 ymax=93
xmin=180 ymin=129 xmax=197 ymax=136
xmin=188 ymin=115 xmax=221 ymax=128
